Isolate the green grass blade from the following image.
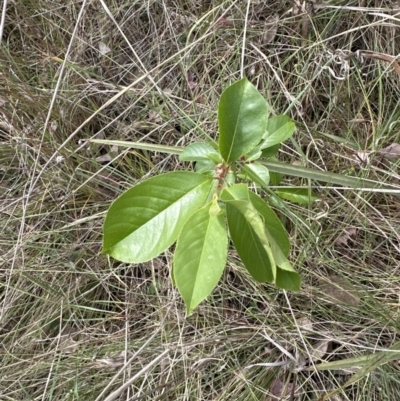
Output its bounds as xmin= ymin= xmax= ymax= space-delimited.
xmin=89 ymin=139 xmax=184 ymax=155
xmin=261 ymin=160 xmax=399 ymax=192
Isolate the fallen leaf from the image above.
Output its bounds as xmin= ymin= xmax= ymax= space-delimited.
xmin=318 ymin=275 xmax=360 ymax=306
xmin=98 ymin=41 xmax=111 ymax=55
xmin=96 ymin=351 xmax=131 ymax=370
xmin=297 ymin=316 xmax=313 ymax=331
xmin=60 ymin=339 xmax=79 ymax=354
xmin=148 ymin=110 xmax=163 ymax=123
xmin=216 ymin=16 xmax=233 ymax=28
xmin=270 ymin=379 xmax=290 ymax=397
xmin=58 ymin=327 xmax=80 ymax=354
xmin=354 ymin=151 xmax=370 ymax=165
xmin=187 ymin=70 xmax=198 ymax=90
xmin=335 ymin=227 xmax=358 ymax=246
xmin=310 ymin=339 xmax=331 ymax=362
xmin=96 ymin=154 xmax=113 ymax=163
xmin=329 ymin=396 xmax=345 ymax=401
xmin=379 ymin=143 xmax=400 ymax=160
xmin=49 ymin=121 xmax=58 ymax=133
xmin=262 ymin=14 xmax=278 ymax=44
xmin=268 ymin=379 xmax=299 ymax=400
xmin=96 ymin=145 xmax=119 ymax=163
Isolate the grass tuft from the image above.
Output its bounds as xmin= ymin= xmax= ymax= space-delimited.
xmin=1 ymin=0 xmax=399 ymax=400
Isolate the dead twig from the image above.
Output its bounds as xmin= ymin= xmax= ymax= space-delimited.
xmin=347 ymin=50 xmax=400 ymax=78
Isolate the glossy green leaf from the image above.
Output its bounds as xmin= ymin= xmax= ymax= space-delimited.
xmin=247 ymin=191 xmax=300 ymax=290
xmin=212 ymin=186 xmax=298 ymax=290
xmin=207 ymin=152 xmax=223 ymax=164
xmin=222 ymin=195 xmax=276 ymax=283
xmin=275 ymin=266 xmax=301 ymax=291
xmin=195 ymin=159 xmax=216 ymax=174
xmin=220 ymin=183 xmax=250 ymax=202
xmin=219 ymin=78 xmax=269 ymax=163
xmin=261 ymin=144 xmax=280 ymax=159
xmin=275 ymin=188 xmax=319 ymax=205
xmin=225 ymin=172 xmax=236 ymax=186
xmin=179 ymin=142 xmax=221 ymax=162
xmin=102 ymin=171 xmax=213 ymax=263
xmin=245 ymin=147 xmax=263 ymax=162
xmin=173 ymin=203 xmax=228 ymax=315
xmin=266 ymin=233 xmax=300 ymax=291
xmin=269 ymin=172 xmax=284 ymax=186
xmin=209 ymin=195 xmax=222 ymax=217
xmin=248 ymin=191 xmax=290 ymax=257
xmin=261 ymin=115 xmax=295 ymax=149
xmin=243 ymin=163 xmax=270 ymax=188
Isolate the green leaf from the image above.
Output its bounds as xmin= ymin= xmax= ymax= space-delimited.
xmin=102 ymin=171 xmax=213 ymax=263
xmin=173 ymin=203 xmax=228 ymax=315
xmin=246 ymin=190 xmax=300 ymax=290
xmin=248 ymin=191 xmax=290 ymax=257
xmin=266 ymin=234 xmax=300 ymax=291
xmin=221 ymin=184 xmax=301 ymax=291
xmin=245 ymin=147 xmax=263 ymax=162
xmin=270 ymin=171 xmax=284 ymax=186
xmin=261 ymin=115 xmax=295 ymax=149
xmin=207 ymin=152 xmax=223 ymax=164
xmin=275 ymin=188 xmax=319 ymax=205
xmin=243 ymin=163 xmax=270 ymax=188
xmin=220 ymin=183 xmax=250 ymax=202
xmin=179 ymin=142 xmax=221 ymax=162
xmin=221 ymin=191 xmax=276 ymax=282
xmin=219 ymin=78 xmax=269 ymax=163
xmin=195 ymin=159 xmax=216 ymax=174
xmin=261 ymin=144 xmax=280 ymax=158
xmin=275 ymin=266 xmax=301 ymax=291
xmin=269 ymin=234 xmax=300 ymax=290
xmin=209 ymin=194 xmax=223 ymax=217
xmin=225 ymin=172 xmax=236 ymax=186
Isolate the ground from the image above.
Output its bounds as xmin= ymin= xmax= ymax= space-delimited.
xmin=1 ymin=1 xmax=400 ymax=400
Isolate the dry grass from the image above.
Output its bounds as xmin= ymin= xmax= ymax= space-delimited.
xmin=1 ymin=0 xmax=400 ymax=400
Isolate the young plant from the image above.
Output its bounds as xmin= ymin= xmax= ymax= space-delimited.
xmin=101 ymin=78 xmax=305 ymax=314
